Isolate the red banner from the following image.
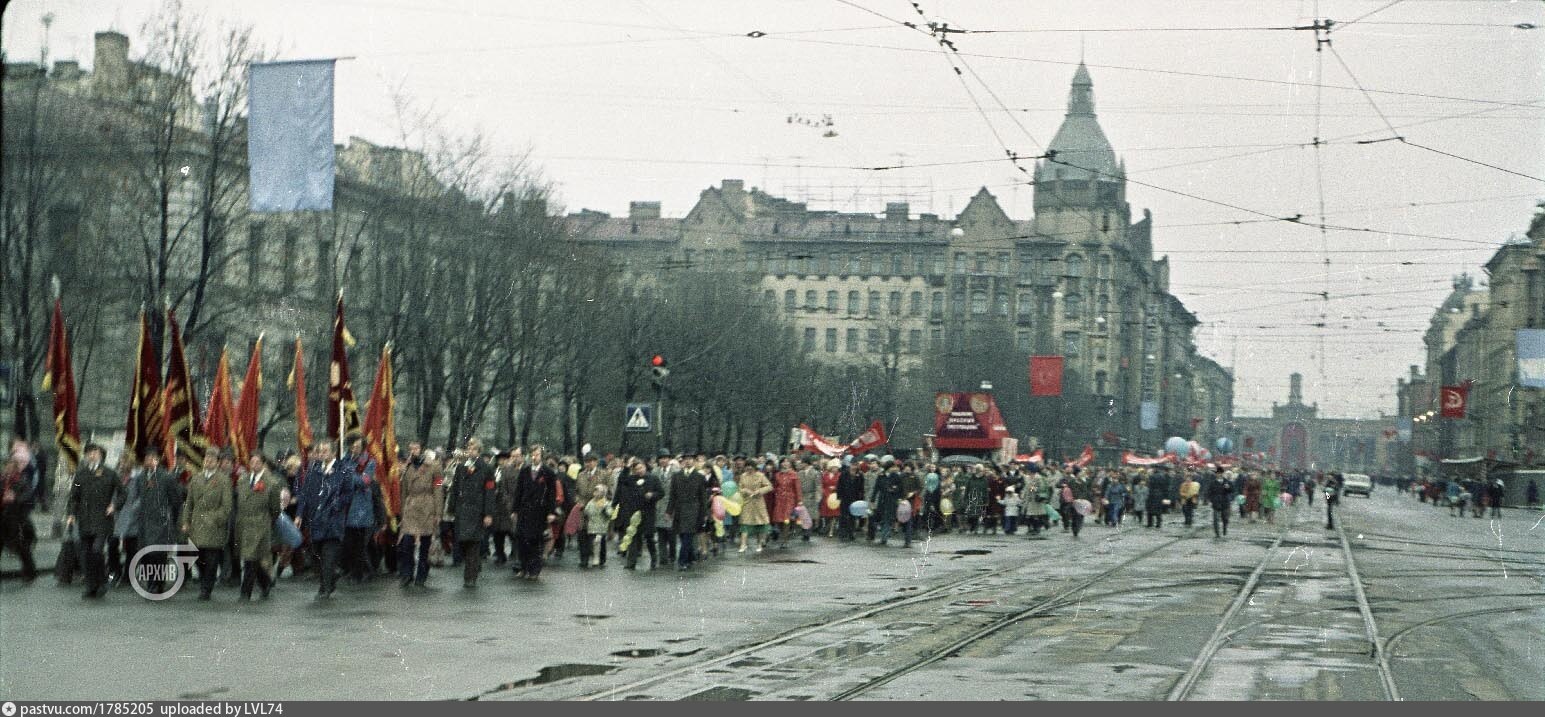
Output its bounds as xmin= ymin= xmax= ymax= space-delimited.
xmin=204 ymin=348 xmax=237 ymax=453
xmin=1029 ymin=356 xmax=1063 ymax=397
xmin=1122 ymin=451 xmax=1176 ymax=467
xmin=1014 ymin=450 xmax=1045 ymax=465
xmin=362 ymin=345 xmax=399 ymax=521
xmin=289 ymin=337 xmax=314 ymax=460
xmin=234 ymin=335 xmax=264 ymax=463
xmin=1068 ymin=445 xmax=1094 ymax=469
xmin=162 ymin=307 xmax=203 ymax=467
xmin=42 ymin=298 xmax=81 ymax=470
xmin=329 ymin=294 xmax=361 ymax=441
xmin=798 ymin=424 xmax=846 ymax=457
xmin=125 ymin=310 xmax=164 ymax=460
xmin=847 ymin=420 xmax=888 ymax=455
xmin=933 ymin=392 xmax=1012 ymax=450
xmin=1440 ymin=384 xmax=1468 ymax=419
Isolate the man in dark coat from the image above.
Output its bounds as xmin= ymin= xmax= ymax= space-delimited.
xmin=341 ymin=437 xmax=379 ymax=583
xmin=1324 ymin=473 xmax=1342 ymax=529
xmin=1146 ymin=470 xmax=1171 ymax=529
xmin=614 ymin=460 xmax=661 ymax=570
xmin=835 ymin=463 xmax=864 ymax=542
xmin=134 ymin=450 xmax=183 ymax=595
xmin=297 ymin=441 xmax=356 ymax=598
xmin=489 ymin=451 xmax=517 ymax=565
xmin=511 ymin=446 xmax=558 ymax=580
xmin=667 ymin=456 xmax=710 ymax=570
xmin=448 ymin=440 xmax=496 ymax=588
xmin=66 ymin=444 xmax=120 ymax=599
xmin=1206 ymin=469 xmax=1236 ymax=538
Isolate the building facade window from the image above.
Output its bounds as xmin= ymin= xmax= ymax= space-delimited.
xmin=785 ymin=289 xmax=797 ymax=311
xmin=803 ymin=327 xmax=817 ymax=352
xmin=746 ymin=251 xmax=761 ymax=273
xmin=953 ymin=252 xmax=966 ymax=273
xmin=890 ymin=254 xmax=904 ymax=276
xmin=868 ymin=290 xmax=881 ymax=316
xmin=866 ymin=329 xmax=880 ymax=352
xmin=1016 ymin=330 xmax=1032 ymax=352
xmin=1096 ymin=255 xmax=1111 ymax=278
xmin=930 ymin=328 xmax=944 ymax=350
xmin=826 ymin=328 xmax=838 ymax=353
xmin=931 ymin=292 xmax=944 ymax=318
xmin=1017 ymin=292 xmax=1033 ymax=320
xmin=763 ymin=289 xmax=776 ymax=307
xmin=974 ymin=252 xmax=987 ymax=273
xmin=804 ymin=290 xmax=817 ymax=308
xmin=846 ymin=328 xmax=859 ymax=353
xmin=1065 ymin=293 xmax=1082 ymax=319
xmin=858 ymin=254 xmax=870 ymax=276
xmin=888 ymin=291 xmax=902 ymax=316
xmin=1066 ymin=253 xmax=1084 ymax=278
xmin=909 ymin=291 xmax=923 ymax=316
xmin=848 ymin=290 xmax=861 ymax=314
xmin=970 ymin=290 xmax=988 ymax=316
xmin=908 ymin=329 xmax=922 ymax=354
xmin=827 ymin=290 xmax=839 ymax=312
xmin=1064 ymin=331 xmax=1082 ymax=356
xmin=997 ymin=252 xmax=1011 ymax=274
xmin=1095 ymin=370 xmax=1108 ymax=395
xmin=1019 ymin=257 xmax=1035 ymax=283
xmin=995 ymin=292 xmax=1010 ymax=317
xmin=952 ymin=291 xmax=966 ymax=317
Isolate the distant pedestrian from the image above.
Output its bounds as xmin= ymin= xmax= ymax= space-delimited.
xmin=1527 ymin=479 xmax=1539 ymax=509
xmin=511 ymin=446 xmax=558 ymax=580
xmin=66 ymin=444 xmax=120 ymax=599
xmin=1 ymin=447 xmax=39 ymax=581
xmin=1324 ymin=473 xmax=1342 ymax=530
xmin=1487 ymin=478 xmax=1504 ymax=519
xmin=736 ymin=466 xmax=772 ymax=553
xmin=1206 ymin=470 xmax=1234 ymax=538
xmin=1146 ymin=471 xmax=1170 ymax=529
xmin=447 ymin=440 xmax=496 ymax=588
xmin=667 ymin=456 xmax=709 ymax=570
xmin=1103 ymin=478 xmax=1127 ymax=527
xmin=582 ymin=486 xmax=612 ymax=568
xmin=1179 ymin=473 xmax=1200 ymax=527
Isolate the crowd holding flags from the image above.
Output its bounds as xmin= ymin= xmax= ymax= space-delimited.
xmin=39 ymin=290 xmax=398 ymax=486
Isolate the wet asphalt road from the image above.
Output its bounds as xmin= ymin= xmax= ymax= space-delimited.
xmin=1 ymin=491 xmax=1540 ymax=701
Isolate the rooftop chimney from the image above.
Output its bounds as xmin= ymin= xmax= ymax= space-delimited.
xmin=629 ymin=201 xmax=661 ymax=219
xmin=93 ymin=31 xmax=129 ymax=91
xmin=721 ymin=179 xmax=744 ymax=193
xmin=885 ymin=202 xmax=909 ymax=221
xmin=1288 ymin=373 xmax=1303 ymax=405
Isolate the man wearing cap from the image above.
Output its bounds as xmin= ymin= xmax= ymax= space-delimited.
xmin=66 ymin=444 xmax=120 ymax=599
xmin=490 ymin=450 xmax=517 ymax=565
xmin=184 ymin=449 xmax=234 ymax=600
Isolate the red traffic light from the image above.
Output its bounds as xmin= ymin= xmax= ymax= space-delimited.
xmin=650 ymin=354 xmax=666 ymax=367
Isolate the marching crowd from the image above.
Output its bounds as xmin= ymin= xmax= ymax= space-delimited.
xmin=1403 ymin=475 xmax=1534 ymax=518
xmin=1 ymin=434 xmax=1362 ymax=600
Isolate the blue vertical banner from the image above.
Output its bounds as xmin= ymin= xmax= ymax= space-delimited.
xmin=1139 ymin=400 xmax=1159 ymax=431
xmin=1518 ymin=329 xmax=1545 ymax=388
xmin=1396 ymin=416 xmax=1412 ymax=442
xmin=248 ymin=59 xmax=336 ymax=212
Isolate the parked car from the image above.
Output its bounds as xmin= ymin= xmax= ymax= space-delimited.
xmin=1341 ymin=473 xmax=1373 ymax=497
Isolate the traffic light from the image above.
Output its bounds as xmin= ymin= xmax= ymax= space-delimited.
xmin=650 ymin=354 xmax=670 ymax=383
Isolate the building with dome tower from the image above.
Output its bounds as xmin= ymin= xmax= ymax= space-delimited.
xmin=568 ymin=63 xmax=1232 ymax=455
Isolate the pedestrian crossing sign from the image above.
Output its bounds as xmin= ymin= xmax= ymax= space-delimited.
xmin=624 ymin=403 xmax=654 ymax=432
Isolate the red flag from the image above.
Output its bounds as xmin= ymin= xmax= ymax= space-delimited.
xmin=1071 ymin=445 xmax=1095 ymax=468
xmin=42 ymin=298 xmax=82 ymax=470
xmin=847 ymin=420 xmax=888 ymax=454
xmin=234 ymin=335 xmax=264 ymax=462
xmin=1029 ymin=356 xmax=1063 ymax=397
xmin=288 ymin=336 xmax=314 ymax=460
xmin=204 ymin=348 xmax=237 ymax=452
xmin=1015 ymin=449 xmax=1044 ymax=465
xmin=1440 ymin=384 xmax=1468 ymax=419
xmin=162 ymin=307 xmax=204 ymax=467
xmin=329 ymin=294 xmax=360 ymax=441
xmin=362 ymin=345 xmax=399 ymax=521
xmin=798 ymin=424 xmax=846 ymax=457
xmin=125 ymin=310 xmax=164 ymax=460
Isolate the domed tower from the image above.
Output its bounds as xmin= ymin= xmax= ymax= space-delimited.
xmin=1033 ymin=63 xmax=1129 ymax=226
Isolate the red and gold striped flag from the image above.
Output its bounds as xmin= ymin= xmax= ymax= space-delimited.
xmin=234 ymin=335 xmax=264 ymax=462
xmin=204 ymin=348 xmax=237 ymax=453
xmin=328 ymin=294 xmax=360 ymax=441
xmin=287 ymin=336 xmax=314 ymax=460
xmin=162 ymin=307 xmax=204 ymax=467
xmin=125 ymin=309 xmax=164 ymax=460
xmin=42 ymin=298 xmax=81 ymax=470
xmin=362 ymin=344 xmax=399 ymax=522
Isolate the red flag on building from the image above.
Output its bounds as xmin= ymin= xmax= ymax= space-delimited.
xmin=362 ymin=345 xmax=400 ymax=521
xmin=1029 ymin=356 xmax=1064 ymax=397
xmin=288 ymin=336 xmax=314 ymax=460
xmin=234 ymin=335 xmax=264 ymax=462
xmin=329 ymin=294 xmax=360 ymax=441
xmin=42 ymin=298 xmax=82 ymax=470
xmin=125 ymin=309 xmax=164 ymax=460
xmin=162 ymin=307 xmax=203 ymax=467
xmin=204 ymin=348 xmax=237 ymax=452
xmin=847 ymin=420 xmax=888 ymax=455
xmin=1440 ymin=383 xmax=1469 ymax=419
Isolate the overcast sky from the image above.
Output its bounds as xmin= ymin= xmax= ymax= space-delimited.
xmin=5 ymin=0 xmax=1542 ymax=420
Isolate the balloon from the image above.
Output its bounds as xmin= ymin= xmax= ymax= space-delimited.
xmin=1235 ymin=494 xmax=1246 ymax=506
xmin=1073 ymin=499 xmax=1093 ymax=516
xmin=1214 ymin=437 xmax=1234 ymax=454
xmin=567 ymin=463 xmax=581 ymax=479
xmin=721 ymin=480 xmax=739 ymax=498
xmin=1045 ymin=503 xmax=1060 ymax=522
xmin=1187 ymin=440 xmax=1204 ymax=458
xmin=896 ymin=501 xmax=913 ymax=523
xmin=825 ymin=493 xmax=840 ymax=511
xmin=940 ymin=498 xmax=955 ymax=516
xmin=849 ymin=500 xmax=870 ymax=518
xmin=723 ymin=498 xmax=742 ymax=517
xmin=794 ymin=506 xmax=814 ymax=530
xmin=1164 ymin=437 xmax=1188 ymax=455
xmin=1279 ymin=491 xmax=1292 ymax=507
xmin=711 ymin=496 xmax=727 ymax=521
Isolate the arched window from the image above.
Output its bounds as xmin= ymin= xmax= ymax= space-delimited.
xmin=1065 ymin=293 xmax=1082 ymax=319
xmin=847 ymin=290 xmax=861 ymax=315
xmin=784 ymin=290 xmax=797 ymax=311
xmin=804 ymin=290 xmax=817 ymax=308
xmin=1065 ymin=254 xmax=1085 ymax=278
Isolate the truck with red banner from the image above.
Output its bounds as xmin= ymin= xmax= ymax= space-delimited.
xmin=931 ymin=391 xmax=1013 ymax=462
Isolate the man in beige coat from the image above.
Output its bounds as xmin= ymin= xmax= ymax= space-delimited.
xmin=234 ymin=453 xmax=284 ymax=600
xmin=397 ymin=444 xmax=443 ymax=587
xmin=182 ymin=450 xmax=233 ymax=600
